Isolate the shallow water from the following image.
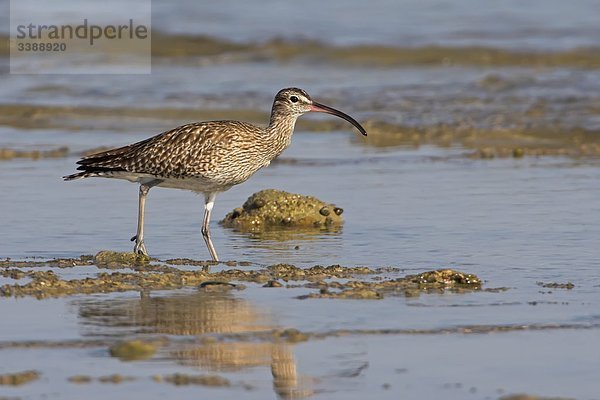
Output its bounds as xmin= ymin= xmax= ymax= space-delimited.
xmin=2 ymin=130 xmax=600 ymax=398
xmin=2 ymin=130 xmax=600 ymax=271
xmin=2 ymin=1 xmax=600 ymax=399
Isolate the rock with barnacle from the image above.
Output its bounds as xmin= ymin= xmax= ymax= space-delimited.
xmin=220 ymin=189 xmax=343 ymax=231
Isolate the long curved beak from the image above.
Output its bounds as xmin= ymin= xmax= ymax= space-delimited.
xmin=310 ymin=101 xmax=367 ymax=136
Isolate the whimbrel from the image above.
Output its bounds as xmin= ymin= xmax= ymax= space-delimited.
xmin=64 ymin=88 xmax=367 ymax=261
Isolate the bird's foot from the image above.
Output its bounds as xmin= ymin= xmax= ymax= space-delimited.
xmin=131 ymin=235 xmax=148 ymax=256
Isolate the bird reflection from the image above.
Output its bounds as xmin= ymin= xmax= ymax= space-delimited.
xmin=235 ymin=226 xmax=342 ymax=242
xmin=228 ymin=228 xmax=343 ymax=263
xmin=76 ymin=289 xmax=314 ymax=399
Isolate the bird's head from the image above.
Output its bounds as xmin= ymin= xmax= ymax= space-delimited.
xmin=272 ymin=87 xmax=367 ymax=136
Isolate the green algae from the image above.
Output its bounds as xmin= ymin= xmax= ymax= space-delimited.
xmin=0 ymin=267 xmax=195 ymax=299
xmin=68 ymin=374 xmax=147 ymax=386
xmin=97 ymin=374 xmax=136 ymax=384
xmin=0 ymin=269 xmax=27 ymax=280
xmin=0 ymin=253 xmax=481 ymax=301
xmin=109 ymin=340 xmax=157 ymax=361
xmin=0 ymin=255 xmax=93 ymax=269
xmin=0 ymin=146 xmax=69 ymax=161
xmin=408 ymin=269 xmax=481 ymax=286
xmin=0 ymin=371 xmax=40 ymax=386
xmin=165 ymin=258 xmax=218 ymax=267
xmin=298 ymin=269 xmax=482 ymax=299
xmin=94 ymin=250 xmax=150 ymax=268
xmin=68 ymin=375 xmax=93 ymax=384
xmin=361 ymin=120 xmax=600 ymax=158
xmin=272 ymin=328 xmax=310 ymax=343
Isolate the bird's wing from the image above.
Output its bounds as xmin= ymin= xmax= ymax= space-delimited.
xmin=76 ymin=121 xmax=254 ymax=178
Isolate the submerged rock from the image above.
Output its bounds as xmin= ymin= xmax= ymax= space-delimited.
xmin=221 ymin=189 xmax=343 ymax=231
xmin=98 ymin=374 xmax=136 ymax=384
xmin=94 ymin=250 xmax=150 ymax=268
xmin=0 ymin=370 xmax=40 ymax=386
xmin=272 ymin=328 xmax=310 ymax=343
xmin=109 ymin=340 xmax=157 ymax=361
xmin=537 ymin=281 xmax=575 ymax=290
xmin=0 ymin=257 xmax=482 ymax=301
xmin=0 ymin=146 xmax=69 ymax=161
xmin=68 ymin=375 xmax=93 ymax=384
xmin=406 ymin=269 xmax=481 ymax=286
xmin=298 ymin=268 xmax=482 ymax=300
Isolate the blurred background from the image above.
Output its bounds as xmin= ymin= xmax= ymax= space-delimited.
xmin=1 ymin=0 xmax=599 ymax=263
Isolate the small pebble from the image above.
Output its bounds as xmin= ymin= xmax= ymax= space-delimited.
xmin=263 ymin=280 xmax=283 ymax=288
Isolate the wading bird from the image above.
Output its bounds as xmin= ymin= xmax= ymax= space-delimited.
xmin=64 ymin=88 xmax=367 ymax=261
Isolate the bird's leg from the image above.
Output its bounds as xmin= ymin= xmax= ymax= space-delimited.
xmin=201 ymin=193 xmax=219 ymax=262
xmin=132 ymin=180 xmax=161 ymax=255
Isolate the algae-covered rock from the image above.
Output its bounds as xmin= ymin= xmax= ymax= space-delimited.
xmin=0 ymin=370 xmax=40 ymax=386
xmin=298 ymin=268 xmax=482 ymax=300
xmin=68 ymin=375 xmax=93 ymax=384
xmin=221 ymin=189 xmax=343 ymax=231
xmin=109 ymin=340 xmax=157 ymax=361
xmin=0 ymin=146 xmax=69 ymax=161
xmin=407 ymin=269 xmax=481 ymax=286
xmin=94 ymin=250 xmax=150 ymax=268
xmin=272 ymin=328 xmax=309 ymax=343
xmin=98 ymin=374 xmax=136 ymax=384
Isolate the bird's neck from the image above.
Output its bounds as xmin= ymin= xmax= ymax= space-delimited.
xmin=265 ymin=111 xmax=299 ymax=157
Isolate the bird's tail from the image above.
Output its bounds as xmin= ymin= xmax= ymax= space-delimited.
xmin=63 ymin=172 xmax=92 ymax=181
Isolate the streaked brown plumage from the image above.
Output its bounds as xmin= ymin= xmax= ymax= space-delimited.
xmin=64 ymin=88 xmax=367 ymax=261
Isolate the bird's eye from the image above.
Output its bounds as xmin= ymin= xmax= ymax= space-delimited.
xmin=290 ymin=96 xmax=299 ymax=103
